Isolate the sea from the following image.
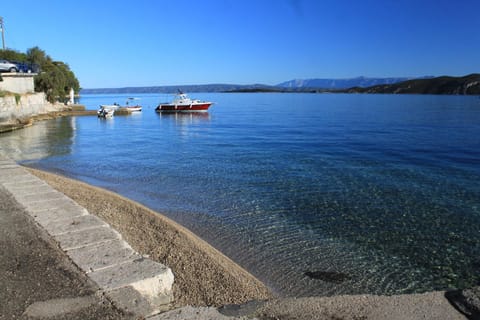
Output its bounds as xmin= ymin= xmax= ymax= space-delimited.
xmin=1 ymin=92 xmax=479 ymax=297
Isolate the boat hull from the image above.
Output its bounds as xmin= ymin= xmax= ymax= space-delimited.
xmin=155 ymin=103 xmax=212 ymax=113
xmin=123 ymin=106 xmax=142 ymax=112
xmin=97 ymin=109 xmax=114 ymax=118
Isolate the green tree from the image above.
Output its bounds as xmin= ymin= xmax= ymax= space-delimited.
xmin=35 ymin=63 xmax=65 ymax=103
xmin=0 ymin=49 xmax=27 ymax=62
xmin=1 ymin=46 xmax=80 ymax=103
xmin=26 ymin=46 xmax=49 ymax=67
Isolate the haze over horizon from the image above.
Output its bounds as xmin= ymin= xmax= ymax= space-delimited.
xmin=2 ymin=0 xmax=479 ymax=88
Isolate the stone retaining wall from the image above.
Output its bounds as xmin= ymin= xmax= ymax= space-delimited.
xmin=0 ymin=93 xmax=65 ymax=124
xmin=0 ymin=73 xmax=36 ymax=94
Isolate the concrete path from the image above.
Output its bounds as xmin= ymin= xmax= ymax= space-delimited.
xmin=0 ymin=155 xmax=174 ymax=318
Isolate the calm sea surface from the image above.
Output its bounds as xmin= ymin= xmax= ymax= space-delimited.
xmin=1 ymin=93 xmax=479 ymax=296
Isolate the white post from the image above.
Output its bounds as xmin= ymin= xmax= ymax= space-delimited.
xmin=69 ymin=88 xmax=74 ymax=105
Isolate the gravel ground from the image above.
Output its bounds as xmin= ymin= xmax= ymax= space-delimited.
xmin=27 ymin=168 xmax=272 ymax=308
xmin=255 ymin=292 xmax=466 ymax=320
xmin=0 ymin=185 xmax=132 ymax=320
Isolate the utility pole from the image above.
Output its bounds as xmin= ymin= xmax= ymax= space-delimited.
xmin=0 ymin=17 xmax=5 ymax=50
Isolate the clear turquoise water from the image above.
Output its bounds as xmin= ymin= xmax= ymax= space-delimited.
xmin=2 ymin=93 xmax=479 ymax=296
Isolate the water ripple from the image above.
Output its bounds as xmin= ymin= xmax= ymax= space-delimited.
xmin=2 ymin=93 xmax=480 ymax=297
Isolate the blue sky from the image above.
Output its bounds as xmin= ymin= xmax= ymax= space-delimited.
xmin=2 ymin=0 xmax=479 ymax=88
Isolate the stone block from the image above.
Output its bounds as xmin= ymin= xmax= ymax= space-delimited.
xmin=43 ymin=214 xmax=107 ymax=236
xmin=107 ymin=285 xmax=172 ymax=317
xmin=14 ymin=190 xmax=65 ymax=204
xmin=0 ymin=162 xmax=18 ymax=169
xmin=89 ymin=258 xmax=174 ymax=292
xmin=66 ymin=239 xmax=141 ymax=272
xmin=31 ymin=206 xmax=88 ymax=226
xmin=0 ymin=166 xmax=24 ymax=174
xmin=4 ymin=184 xmax=54 ymax=197
xmin=54 ymin=225 xmax=121 ymax=250
xmin=21 ymin=197 xmax=84 ymax=213
xmin=3 ymin=179 xmax=47 ymax=190
xmin=0 ymin=170 xmax=32 ymax=183
xmin=2 ymin=174 xmax=41 ymax=186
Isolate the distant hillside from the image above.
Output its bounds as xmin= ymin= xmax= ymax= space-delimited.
xmin=81 ymin=84 xmax=278 ymax=94
xmin=277 ymin=76 xmax=432 ymax=89
xmin=345 ymin=74 xmax=480 ymax=95
xmin=81 ymin=74 xmax=480 ymax=95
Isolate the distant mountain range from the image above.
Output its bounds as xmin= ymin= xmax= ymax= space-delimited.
xmin=81 ymin=84 xmax=276 ymax=94
xmin=80 ymin=74 xmax=480 ymax=95
xmin=276 ymin=76 xmax=433 ymax=89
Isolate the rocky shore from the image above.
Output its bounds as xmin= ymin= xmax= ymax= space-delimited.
xmin=0 ymin=103 xmax=95 ymax=133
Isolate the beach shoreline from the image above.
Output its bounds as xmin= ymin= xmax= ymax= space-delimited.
xmin=26 ymin=166 xmax=272 ymax=308
xmin=24 ymin=166 xmax=473 ymax=319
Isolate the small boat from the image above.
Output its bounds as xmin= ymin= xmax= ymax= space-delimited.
xmin=122 ymin=97 xmax=142 ymax=112
xmin=97 ymin=98 xmax=142 ymax=117
xmin=155 ymin=91 xmax=213 ymax=113
xmin=123 ymin=105 xmax=142 ymax=112
xmin=97 ymin=104 xmax=118 ymax=118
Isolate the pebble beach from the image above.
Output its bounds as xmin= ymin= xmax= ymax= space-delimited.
xmin=24 ymin=166 xmax=472 ymax=319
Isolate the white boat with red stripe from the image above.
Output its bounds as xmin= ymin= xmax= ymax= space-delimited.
xmin=155 ymin=91 xmax=213 ymax=113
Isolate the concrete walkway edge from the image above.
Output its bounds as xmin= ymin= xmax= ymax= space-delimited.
xmin=0 ymin=155 xmax=174 ymax=318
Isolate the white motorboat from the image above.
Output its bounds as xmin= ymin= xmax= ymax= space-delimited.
xmin=155 ymin=91 xmax=213 ymax=113
xmin=97 ymin=105 xmax=118 ymax=118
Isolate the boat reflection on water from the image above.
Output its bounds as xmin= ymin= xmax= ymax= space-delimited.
xmin=157 ymin=111 xmax=211 ymax=125
xmin=157 ymin=112 xmax=211 ymax=138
